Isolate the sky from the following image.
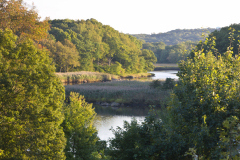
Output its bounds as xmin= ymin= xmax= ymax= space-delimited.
xmin=23 ymin=0 xmax=240 ymax=34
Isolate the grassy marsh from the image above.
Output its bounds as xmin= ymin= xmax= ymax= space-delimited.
xmin=56 ymin=71 xmax=120 ymax=84
xmin=56 ymin=71 xmax=154 ymax=84
xmin=154 ymin=63 xmax=179 ymax=71
xmin=65 ymin=80 xmax=171 ymax=106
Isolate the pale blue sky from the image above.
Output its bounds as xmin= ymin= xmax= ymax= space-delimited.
xmin=24 ymin=0 xmax=240 ymax=34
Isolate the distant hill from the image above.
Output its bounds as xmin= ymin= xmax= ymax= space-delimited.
xmin=132 ymin=28 xmax=219 ymax=45
xmin=190 ymin=23 xmax=240 ymax=58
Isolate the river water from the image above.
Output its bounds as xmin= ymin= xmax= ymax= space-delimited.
xmin=94 ymin=106 xmax=148 ymax=141
xmin=94 ymin=70 xmax=179 ymax=141
xmin=149 ymin=70 xmax=178 ymax=80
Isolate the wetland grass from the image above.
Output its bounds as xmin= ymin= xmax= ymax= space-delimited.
xmin=65 ymin=80 xmax=171 ymax=107
xmin=56 ymin=71 xmax=154 ymax=84
xmin=56 ymin=71 xmax=120 ymax=84
xmin=154 ymin=63 xmax=179 ymax=71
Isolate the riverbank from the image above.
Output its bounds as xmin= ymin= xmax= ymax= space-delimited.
xmin=56 ymin=71 xmax=154 ymax=84
xmin=65 ymin=80 xmax=170 ymax=107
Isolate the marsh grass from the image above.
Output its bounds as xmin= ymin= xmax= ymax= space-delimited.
xmin=56 ymin=71 xmax=154 ymax=84
xmin=121 ymin=72 xmax=154 ymax=78
xmin=154 ymin=63 xmax=179 ymax=71
xmin=56 ymin=71 xmax=120 ymax=84
xmin=65 ymin=80 xmax=171 ymax=106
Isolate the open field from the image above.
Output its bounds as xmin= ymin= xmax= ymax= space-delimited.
xmin=65 ymin=80 xmax=171 ymax=107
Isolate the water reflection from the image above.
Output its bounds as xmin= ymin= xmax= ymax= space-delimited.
xmin=94 ymin=115 xmax=145 ymax=141
xmin=149 ymin=70 xmax=178 ymax=80
xmin=94 ymin=105 xmax=149 ymax=141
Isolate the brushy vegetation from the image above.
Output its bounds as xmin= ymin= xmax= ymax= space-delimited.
xmin=150 ymin=78 xmax=176 ymax=90
xmin=65 ymin=80 xmax=171 ymax=106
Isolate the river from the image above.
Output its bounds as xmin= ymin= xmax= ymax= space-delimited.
xmin=94 ymin=70 xmax=179 ymax=142
xmin=149 ymin=70 xmax=178 ymax=80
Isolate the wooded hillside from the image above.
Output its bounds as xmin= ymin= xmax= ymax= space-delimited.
xmin=132 ymin=28 xmax=220 ymax=63
xmin=43 ymin=19 xmax=157 ymax=74
xmin=132 ymin=28 xmax=219 ymax=45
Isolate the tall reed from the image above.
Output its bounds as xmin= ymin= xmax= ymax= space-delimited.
xmin=65 ymin=80 xmax=171 ymax=106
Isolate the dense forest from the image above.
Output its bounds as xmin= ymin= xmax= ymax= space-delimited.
xmin=42 ymin=19 xmax=157 ymax=74
xmin=133 ymin=28 xmax=220 ymax=63
xmin=142 ymin=41 xmax=197 ymax=63
xmin=132 ymin=28 xmax=219 ymax=45
xmin=1 ymin=0 xmax=240 ymax=159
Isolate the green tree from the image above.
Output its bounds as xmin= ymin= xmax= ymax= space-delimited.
xmin=49 ymin=27 xmax=71 ymax=42
xmin=109 ymin=109 xmax=188 ymax=160
xmin=62 ymin=92 xmax=98 ymax=160
xmin=141 ymin=49 xmax=157 ymax=71
xmin=40 ymin=39 xmax=80 ymax=72
xmin=0 ymin=0 xmax=50 ymax=42
xmin=169 ymin=33 xmax=240 ymax=159
xmin=49 ymin=19 xmax=156 ymax=74
xmin=0 ymin=29 xmax=66 ymax=159
xmin=132 ymin=28 xmax=217 ymax=45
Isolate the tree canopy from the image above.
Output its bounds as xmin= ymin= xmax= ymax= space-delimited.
xmin=0 ymin=29 xmax=66 ymax=159
xmin=62 ymin=92 xmax=98 ymax=160
xmin=0 ymin=0 xmax=50 ymax=42
xmin=169 ymin=34 xmax=240 ymax=159
xmin=132 ymin=28 xmax=218 ymax=45
xmin=46 ymin=19 xmax=157 ymax=74
xmin=191 ymin=24 xmax=240 ymax=58
xmin=143 ymin=41 xmax=197 ymax=63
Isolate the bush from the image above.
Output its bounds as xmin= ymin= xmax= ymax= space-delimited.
xmin=149 ymin=79 xmax=162 ymax=89
xmin=162 ymin=78 xmax=175 ymax=90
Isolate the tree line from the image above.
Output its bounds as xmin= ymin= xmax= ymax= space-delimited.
xmin=44 ymin=19 xmax=157 ymax=74
xmin=137 ymin=25 xmax=240 ymax=64
xmin=142 ymin=40 xmax=198 ymax=63
xmin=132 ymin=28 xmax=219 ymax=64
xmin=132 ymin=28 xmax=219 ymax=45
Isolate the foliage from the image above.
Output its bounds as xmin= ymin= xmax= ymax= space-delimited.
xmin=162 ymin=78 xmax=175 ymax=90
xmin=91 ymin=140 xmax=111 ymax=160
xmin=137 ymin=28 xmax=219 ymax=63
xmin=149 ymin=79 xmax=162 ymax=89
xmin=150 ymin=78 xmax=175 ymax=90
xmin=169 ymin=30 xmax=240 ymax=158
xmin=108 ymin=119 xmax=141 ymax=160
xmin=39 ymin=39 xmax=80 ymax=72
xmin=107 ymin=28 xmax=240 ymax=159
xmin=61 ymin=92 xmax=99 ymax=160
xmin=47 ymin=19 xmax=157 ymax=74
xmin=132 ymin=28 xmax=218 ymax=45
xmin=108 ymin=108 xmax=189 ymax=160
xmin=143 ymin=41 xmax=197 ymax=63
xmin=219 ymin=116 xmax=240 ymax=159
xmin=0 ymin=0 xmax=50 ymax=41
xmin=0 ymin=29 xmax=66 ymax=159
xmin=190 ymin=24 xmax=240 ymax=58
